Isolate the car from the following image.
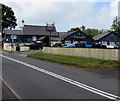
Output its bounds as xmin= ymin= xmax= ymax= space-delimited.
xmin=92 ymin=44 xmax=107 ymax=48
xmin=26 ymin=42 xmax=43 ymax=50
xmin=106 ymin=44 xmax=119 ymax=49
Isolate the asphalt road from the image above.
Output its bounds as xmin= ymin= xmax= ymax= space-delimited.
xmin=1 ymin=52 xmax=120 ymax=100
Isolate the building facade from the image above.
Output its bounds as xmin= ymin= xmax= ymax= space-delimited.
xmin=4 ymin=25 xmax=59 ymax=47
xmin=93 ymin=32 xmax=120 ymax=46
xmin=59 ymin=30 xmax=94 ymax=45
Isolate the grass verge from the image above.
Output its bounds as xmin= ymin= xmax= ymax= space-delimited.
xmin=28 ymin=52 xmax=120 ymax=68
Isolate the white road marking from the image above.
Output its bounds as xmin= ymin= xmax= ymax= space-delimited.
xmin=1 ymin=54 xmax=120 ymax=100
xmin=0 ymin=77 xmax=21 ymax=99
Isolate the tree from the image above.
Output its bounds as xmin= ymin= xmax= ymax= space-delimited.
xmin=83 ymin=28 xmax=101 ymax=37
xmin=111 ymin=16 xmax=120 ymax=36
xmin=80 ymin=25 xmax=85 ymax=31
xmin=0 ymin=4 xmax=2 ymax=33
xmin=0 ymin=3 xmax=17 ymax=38
xmin=67 ymin=26 xmax=101 ymax=37
xmin=67 ymin=27 xmax=80 ymax=32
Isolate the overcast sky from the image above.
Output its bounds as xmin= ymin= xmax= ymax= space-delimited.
xmin=1 ymin=0 xmax=119 ymax=32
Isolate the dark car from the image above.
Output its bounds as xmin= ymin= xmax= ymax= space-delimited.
xmin=92 ymin=44 xmax=106 ymax=48
xmin=26 ymin=42 xmax=43 ymax=50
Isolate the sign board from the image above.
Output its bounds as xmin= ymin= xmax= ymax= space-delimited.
xmin=11 ymin=35 xmax=17 ymax=39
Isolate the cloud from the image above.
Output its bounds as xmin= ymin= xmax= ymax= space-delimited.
xmin=1 ymin=0 xmax=114 ymax=2
xmin=2 ymin=1 xmax=118 ymax=31
xmin=110 ymin=0 xmax=119 ymax=17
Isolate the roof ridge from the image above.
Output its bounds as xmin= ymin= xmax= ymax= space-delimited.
xmin=24 ymin=25 xmax=47 ymax=27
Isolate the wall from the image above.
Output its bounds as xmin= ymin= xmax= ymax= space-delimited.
xmin=20 ymin=46 xmax=30 ymax=51
xmin=43 ymin=47 xmax=120 ymax=61
xmin=4 ymin=43 xmax=16 ymax=51
xmin=3 ymin=43 xmax=30 ymax=52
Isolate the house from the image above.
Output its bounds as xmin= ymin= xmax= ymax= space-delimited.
xmin=58 ymin=30 xmax=94 ymax=45
xmin=4 ymin=25 xmax=59 ymax=47
xmin=93 ymin=32 xmax=120 ymax=47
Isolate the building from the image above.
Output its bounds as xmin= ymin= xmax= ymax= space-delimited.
xmin=59 ymin=30 xmax=94 ymax=45
xmin=93 ymin=32 xmax=120 ymax=46
xmin=4 ymin=25 xmax=59 ymax=47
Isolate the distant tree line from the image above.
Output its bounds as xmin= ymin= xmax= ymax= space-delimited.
xmin=68 ymin=16 xmax=120 ymax=37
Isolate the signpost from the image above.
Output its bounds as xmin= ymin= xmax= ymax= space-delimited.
xmin=11 ymin=35 xmax=17 ymax=51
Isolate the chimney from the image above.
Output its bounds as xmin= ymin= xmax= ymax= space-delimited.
xmin=22 ymin=20 xmax=25 ymax=28
xmin=46 ymin=22 xmax=54 ymax=31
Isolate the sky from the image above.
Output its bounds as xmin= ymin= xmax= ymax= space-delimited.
xmin=1 ymin=0 xmax=119 ymax=32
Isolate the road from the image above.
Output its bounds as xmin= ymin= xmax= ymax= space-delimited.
xmin=1 ymin=52 xmax=120 ymax=100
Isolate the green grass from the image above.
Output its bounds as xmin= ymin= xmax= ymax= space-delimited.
xmin=28 ymin=52 xmax=120 ymax=68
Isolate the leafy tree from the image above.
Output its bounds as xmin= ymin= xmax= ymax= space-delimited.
xmin=80 ymin=25 xmax=85 ymax=31
xmin=83 ymin=28 xmax=101 ymax=37
xmin=67 ymin=26 xmax=101 ymax=37
xmin=0 ymin=4 xmax=2 ymax=33
xmin=67 ymin=27 xmax=80 ymax=32
xmin=68 ymin=25 xmax=86 ymax=32
xmin=111 ymin=16 xmax=120 ymax=36
xmin=0 ymin=3 xmax=17 ymax=38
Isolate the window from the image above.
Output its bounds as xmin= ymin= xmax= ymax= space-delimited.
xmin=110 ymin=42 xmax=115 ymax=46
xmin=102 ymin=41 xmax=107 ymax=45
xmin=11 ymin=35 xmax=17 ymax=39
xmin=27 ymin=37 xmax=32 ymax=43
xmin=32 ymin=36 xmax=37 ymax=41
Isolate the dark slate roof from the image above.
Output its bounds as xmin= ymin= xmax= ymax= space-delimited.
xmin=93 ymin=32 xmax=112 ymax=41
xmin=23 ymin=25 xmax=58 ymax=36
xmin=4 ymin=30 xmax=22 ymax=35
xmin=58 ymin=32 xmax=73 ymax=39
xmin=59 ymin=30 xmax=93 ymax=41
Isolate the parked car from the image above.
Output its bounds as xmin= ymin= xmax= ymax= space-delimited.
xmin=52 ymin=43 xmax=62 ymax=47
xmin=26 ymin=42 xmax=43 ymax=50
xmin=92 ymin=44 xmax=106 ymax=48
xmin=106 ymin=44 xmax=119 ymax=49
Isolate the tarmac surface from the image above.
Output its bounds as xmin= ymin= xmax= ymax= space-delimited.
xmin=1 ymin=51 xmax=120 ymax=100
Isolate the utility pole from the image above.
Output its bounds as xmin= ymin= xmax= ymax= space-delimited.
xmin=46 ymin=23 xmax=54 ymax=47
xmin=21 ymin=20 xmax=25 ymax=35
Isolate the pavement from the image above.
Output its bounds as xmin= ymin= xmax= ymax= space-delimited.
xmin=0 ymin=79 xmax=2 ymax=100
xmin=0 ymin=51 xmax=2 ymax=100
xmin=1 ymin=51 xmax=120 ymax=100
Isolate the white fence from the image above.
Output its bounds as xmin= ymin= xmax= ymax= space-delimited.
xmin=43 ymin=47 xmax=120 ymax=61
